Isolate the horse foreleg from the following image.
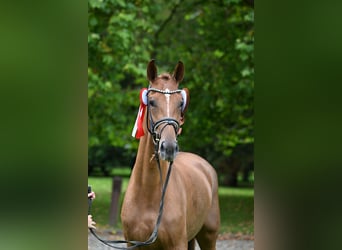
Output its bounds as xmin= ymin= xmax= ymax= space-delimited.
xmin=196 ymin=195 xmax=220 ymax=250
xmin=196 ymin=228 xmax=217 ymax=250
xmin=188 ymin=239 xmax=196 ymax=250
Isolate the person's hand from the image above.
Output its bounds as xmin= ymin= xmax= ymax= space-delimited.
xmin=88 ymin=215 xmax=96 ymax=229
xmin=88 ymin=191 xmax=95 ymax=200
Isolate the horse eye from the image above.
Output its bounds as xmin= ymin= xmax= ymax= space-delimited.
xmin=180 ymin=100 xmax=184 ymax=109
xmin=149 ymin=99 xmax=156 ymax=107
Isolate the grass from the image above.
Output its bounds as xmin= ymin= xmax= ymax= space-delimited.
xmin=88 ymin=169 xmax=254 ymax=236
xmin=218 ymin=187 xmax=254 ymax=235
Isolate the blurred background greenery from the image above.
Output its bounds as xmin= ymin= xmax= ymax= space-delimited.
xmin=2 ymin=0 xmax=342 ymax=249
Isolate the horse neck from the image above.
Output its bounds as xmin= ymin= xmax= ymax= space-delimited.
xmin=133 ymin=133 xmax=168 ymax=189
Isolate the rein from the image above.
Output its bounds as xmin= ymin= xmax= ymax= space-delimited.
xmin=89 ymin=87 xmax=182 ymax=248
xmin=88 ymin=154 xmax=174 ymax=249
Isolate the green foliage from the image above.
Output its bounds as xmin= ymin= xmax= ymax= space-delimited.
xmin=88 ymin=0 xmax=254 ymax=175
xmin=88 ymin=0 xmax=155 ymax=152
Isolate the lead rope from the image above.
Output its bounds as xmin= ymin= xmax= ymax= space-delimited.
xmin=88 ymin=160 xmax=174 ymax=249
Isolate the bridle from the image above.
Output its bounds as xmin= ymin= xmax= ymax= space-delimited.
xmin=88 ymin=87 xmax=186 ymax=249
xmin=146 ymin=87 xmax=183 ymax=150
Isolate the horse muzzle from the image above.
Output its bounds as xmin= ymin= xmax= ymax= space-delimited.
xmin=159 ymin=140 xmax=179 ymax=161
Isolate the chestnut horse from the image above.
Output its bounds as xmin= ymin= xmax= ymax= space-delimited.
xmin=121 ymin=60 xmax=220 ymax=249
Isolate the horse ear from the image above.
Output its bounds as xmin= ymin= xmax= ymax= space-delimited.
xmin=147 ymin=59 xmax=157 ymax=82
xmin=172 ymin=61 xmax=184 ymax=83
xmin=180 ymin=88 xmax=190 ymax=125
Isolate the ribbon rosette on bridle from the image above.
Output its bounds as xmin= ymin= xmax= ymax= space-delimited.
xmin=132 ymin=88 xmax=148 ymax=139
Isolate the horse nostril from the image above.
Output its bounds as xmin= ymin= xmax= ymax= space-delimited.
xmin=159 ymin=141 xmax=179 ymax=161
xmin=160 ymin=141 xmax=165 ymax=151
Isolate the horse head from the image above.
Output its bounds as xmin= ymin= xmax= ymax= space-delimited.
xmin=145 ymin=59 xmax=190 ymax=161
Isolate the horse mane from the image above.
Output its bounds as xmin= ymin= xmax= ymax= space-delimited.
xmin=152 ymin=73 xmax=179 ymax=89
xmin=158 ymin=73 xmax=173 ymax=81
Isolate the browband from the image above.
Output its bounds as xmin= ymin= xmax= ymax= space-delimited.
xmin=141 ymin=88 xmax=187 ymax=112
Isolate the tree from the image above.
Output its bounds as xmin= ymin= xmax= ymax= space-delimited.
xmin=88 ymin=0 xmax=254 ymax=185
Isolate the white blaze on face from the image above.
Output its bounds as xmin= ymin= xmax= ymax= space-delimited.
xmin=165 ymin=89 xmax=170 ymax=117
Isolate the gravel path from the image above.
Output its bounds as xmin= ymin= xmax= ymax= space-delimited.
xmin=88 ymin=232 xmax=254 ymax=250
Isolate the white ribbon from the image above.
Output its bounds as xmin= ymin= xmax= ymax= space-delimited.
xmin=181 ymin=89 xmax=187 ymax=112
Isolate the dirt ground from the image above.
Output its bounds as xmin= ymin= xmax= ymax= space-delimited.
xmin=88 ymin=230 xmax=254 ymax=250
